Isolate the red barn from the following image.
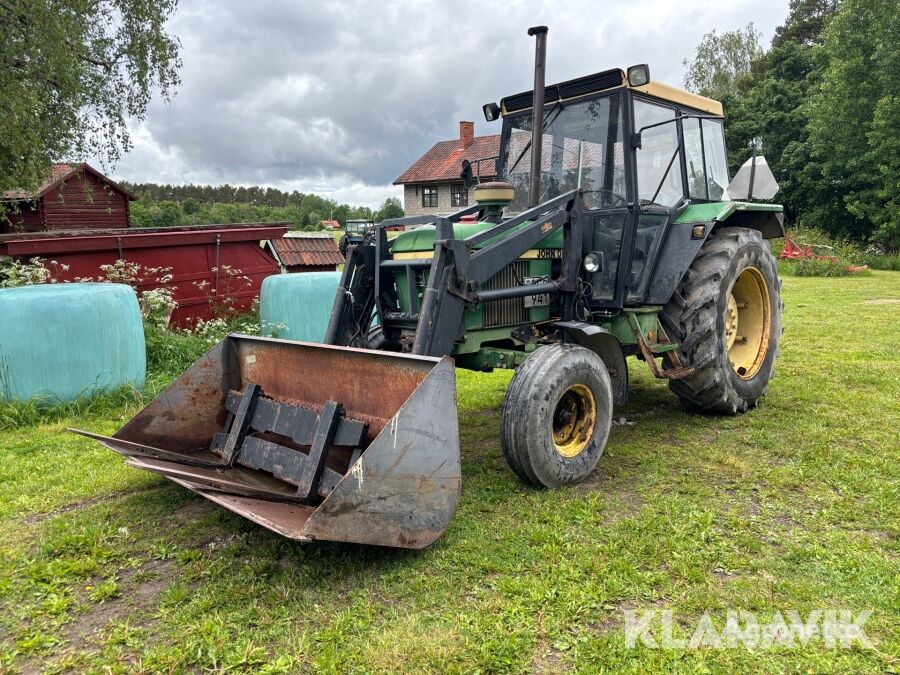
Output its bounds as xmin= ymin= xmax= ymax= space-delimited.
xmin=1 ymin=163 xmax=136 ymax=233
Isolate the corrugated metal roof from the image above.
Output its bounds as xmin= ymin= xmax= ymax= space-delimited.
xmin=394 ymin=135 xmax=500 ymax=185
xmin=271 ymin=235 xmax=343 ymax=267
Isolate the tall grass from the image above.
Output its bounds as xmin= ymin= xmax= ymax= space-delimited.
xmin=0 ymin=386 xmax=146 ymax=432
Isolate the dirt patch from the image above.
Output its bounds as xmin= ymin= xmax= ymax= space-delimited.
xmin=16 ymin=558 xmax=177 ymax=674
xmin=863 ymin=298 xmax=900 ymax=305
xmin=531 ymin=639 xmax=570 ymax=674
xmin=171 ymin=495 xmax=213 ymax=521
xmin=61 ymin=558 xmax=175 ymax=652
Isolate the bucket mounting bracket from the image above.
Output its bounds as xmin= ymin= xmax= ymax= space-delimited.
xmin=210 ymin=384 xmax=367 ymax=501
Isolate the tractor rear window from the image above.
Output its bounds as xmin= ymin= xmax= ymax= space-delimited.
xmin=500 ymin=93 xmax=626 ymax=212
xmin=682 ymin=117 xmax=730 ymax=201
xmin=702 ymin=120 xmax=729 ymax=200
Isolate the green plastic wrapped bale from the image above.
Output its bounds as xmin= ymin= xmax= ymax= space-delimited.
xmin=260 ymin=272 xmax=341 ymax=342
xmin=0 ymin=283 xmax=146 ymax=402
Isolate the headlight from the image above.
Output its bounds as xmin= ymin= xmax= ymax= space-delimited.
xmin=583 ymin=252 xmax=601 ymax=273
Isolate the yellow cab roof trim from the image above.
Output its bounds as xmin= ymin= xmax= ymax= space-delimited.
xmin=628 ymin=81 xmax=723 ymax=115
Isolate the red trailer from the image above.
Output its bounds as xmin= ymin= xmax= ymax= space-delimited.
xmin=0 ymin=223 xmax=288 ymax=327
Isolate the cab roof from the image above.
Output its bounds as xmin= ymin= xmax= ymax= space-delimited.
xmin=499 ymin=67 xmax=723 ymax=117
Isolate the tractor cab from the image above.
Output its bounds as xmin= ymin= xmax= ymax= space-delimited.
xmin=345 ymin=219 xmax=374 ymax=241
xmin=487 ymin=66 xmax=746 ymax=307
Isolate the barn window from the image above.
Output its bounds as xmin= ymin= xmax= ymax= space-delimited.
xmin=450 ymin=184 xmax=468 ymax=207
xmin=422 ymin=186 xmax=438 ymax=207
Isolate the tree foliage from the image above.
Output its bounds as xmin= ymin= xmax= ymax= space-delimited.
xmin=683 ymin=0 xmax=898 ymax=249
xmin=376 ymin=196 xmax=404 ymax=221
xmin=805 ymin=0 xmax=899 ymax=246
xmin=682 ymin=23 xmax=763 ymax=101
xmin=128 ymin=183 xmax=404 ymax=230
xmin=0 ymin=0 xmax=181 ymax=197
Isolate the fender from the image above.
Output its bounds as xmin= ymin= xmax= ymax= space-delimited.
xmin=645 ymin=201 xmax=784 ymax=305
xmin=554 ymin=321 xmax=628 ymax=406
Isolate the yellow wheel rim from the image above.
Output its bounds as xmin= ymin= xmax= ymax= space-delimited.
xmin=552 ymin=384 xmax=597 ymax=458
xmin=726 ymin=266 xmax=771 ymax=379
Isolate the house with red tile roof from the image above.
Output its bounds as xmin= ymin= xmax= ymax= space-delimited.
xmin=394 ymin=122 xmax=500 ymax=216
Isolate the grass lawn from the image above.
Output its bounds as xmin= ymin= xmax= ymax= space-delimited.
xmin=0 ymin=272 xmax=897 ymax=673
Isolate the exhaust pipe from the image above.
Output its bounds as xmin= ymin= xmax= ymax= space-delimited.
xmin=527 ymin=25 xmax=548 ymax=208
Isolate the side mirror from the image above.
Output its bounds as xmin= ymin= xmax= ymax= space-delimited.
xmin=461 ymin=160 xmax=474 ymax=190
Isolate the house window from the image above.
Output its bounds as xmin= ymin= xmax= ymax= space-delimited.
xmin=450 ymin=184 xmax=468 ymax=207
xmin=422 ymin=186 xmax=438 ymax=208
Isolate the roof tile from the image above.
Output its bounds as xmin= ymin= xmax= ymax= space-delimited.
xmin=271 ymin=235 xmax=344 ymax=267
xmin=394 ymin=135 xmax=501 ymax=185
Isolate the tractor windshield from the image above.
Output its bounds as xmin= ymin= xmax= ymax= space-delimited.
xmin=499 ymin=93 xmax=626 ymax=212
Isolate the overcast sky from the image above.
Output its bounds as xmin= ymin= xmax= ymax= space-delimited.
xmin=103 ymin=0 xmax=789 ymax=207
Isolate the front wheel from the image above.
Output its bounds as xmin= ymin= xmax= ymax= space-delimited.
xmin=661 ymin=227 xmax=783 ymax=414
xmin=500 ymin=344 xmax=613 ymax=488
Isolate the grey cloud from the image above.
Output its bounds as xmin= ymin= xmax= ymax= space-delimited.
xmin=112 ymin=0 xmax=789 ymax=205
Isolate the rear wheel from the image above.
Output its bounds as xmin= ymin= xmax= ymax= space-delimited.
xmin=661 ymin=227 xmax=783 ymax=414
xmin=338 ymin=235 xmax=349 ymax=258
xmin=500 ymin=344 xmax=613 ymax=488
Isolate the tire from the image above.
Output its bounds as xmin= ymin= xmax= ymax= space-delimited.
xmin=338 ymin=235 xmax=349 ymax=258
xmin=500 ymin=344 xmax=613 ymax=488
xmin=660 ymin=227 xmax=783 ymax=414
xmin=365 ymin=324 xmax=385 ymax=350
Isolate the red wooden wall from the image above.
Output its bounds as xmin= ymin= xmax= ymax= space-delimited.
xmin=41 ymin=171 xmax=130 ymax=230
xmin=2 ymin=204 xmax=43 ymax=232
xmin=3 ymin=170 xmax=130 ymax=232
xmin=0 ymin=225 xmax=288 ymax=327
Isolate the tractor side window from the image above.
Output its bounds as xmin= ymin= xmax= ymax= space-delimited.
xmin=590 ymin=213 xmax=628 ymax=301
xmin=627 ymin=212 xmax=668 ymax=302
xmin=702 ymin=120 xmax=729 ymax=200
xmin=682 ymin=117 xmax=708 ymax=200
xmin=633 ymin=100 xmax=684 ymax=207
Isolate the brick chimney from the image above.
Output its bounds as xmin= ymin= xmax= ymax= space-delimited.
xmin=459 ymin=121 xmax=475 ymax=149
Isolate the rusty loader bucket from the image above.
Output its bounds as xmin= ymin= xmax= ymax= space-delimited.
xmin=72 ymin=335 xmax=460 ymax=548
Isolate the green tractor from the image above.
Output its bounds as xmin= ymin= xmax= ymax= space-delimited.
xmin=77 ymin=27 xmax=783 ymax=548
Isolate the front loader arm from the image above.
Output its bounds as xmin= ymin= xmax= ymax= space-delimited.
xmin=326 ymin=191 xmax=586 ymax=358
xmin=413 ymin=190 xmax=584 ymax=357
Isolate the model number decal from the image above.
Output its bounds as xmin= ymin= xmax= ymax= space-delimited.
xmin=523 ymin=276 xmax=551 ymax=308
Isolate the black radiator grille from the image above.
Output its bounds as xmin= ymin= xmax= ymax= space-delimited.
xmin=482 ymin=261 xmax=529 ymax=328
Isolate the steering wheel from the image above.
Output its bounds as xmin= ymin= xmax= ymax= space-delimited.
xmin=581 ymin=188 xmax=627 ymax=208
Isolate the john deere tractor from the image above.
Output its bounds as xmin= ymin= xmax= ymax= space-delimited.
xmin=77 ymin=27 xmax=783 ymax=548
